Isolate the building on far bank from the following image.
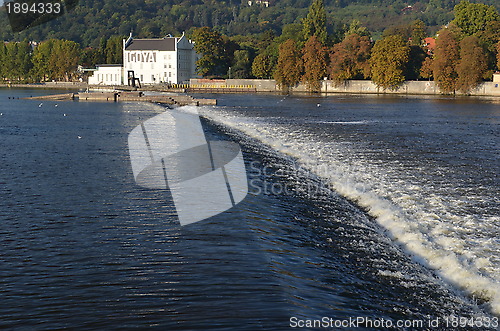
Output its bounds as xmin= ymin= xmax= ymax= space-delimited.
xmin=123 ymin=33 xmax=199 ymax=85
xmin=87 ymin=33 xmax=199 ymax=86
xmin=87 ymin=64 xmax=124 ymax=86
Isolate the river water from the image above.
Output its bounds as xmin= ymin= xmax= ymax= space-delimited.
xmin=0 ymin=89 xmax=498 ymax=329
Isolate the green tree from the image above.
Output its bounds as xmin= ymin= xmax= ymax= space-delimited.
xmin=329 ymin=33 xmax=371 ymax=83
xmin=344 ymin=19 xmax=371 ymax=38
xmin=457 ymin=36 xmax=487 ymax=93
xmin=231 ymin=49 xmax=252 ymax=79
xmin=252 ymin=53 xmax=275 ymax=79
xmin=302 ymin=0 xmax=327 ymax=44
xmin=16 ymin=40 xmax=34 ymax=82
xmin=302 ymin=35 xmax=327 ymax=92
xmin=105 ymin=36 xmax=124 ymax=64
xmin=192 ymin=27 xmax=227 ymax=77
xmin=274 ymin=39 xmax=303 ymax=93
xmin=32 ymin=40 xmax=56 ymax=82
xmin=451 ymin=0 xmax=500 ymax=36
xmin=433 ymin=29 xmax=460 ymax=93
xmin=410 ymin=20 xmax=427 ymax=46
xmin=50 ymin=40 xmax=81 ymax=81
xmin=0 ymin=43 xmax=6 ymax=80
xmin=369 ymin=35 xmax=410 ymax=90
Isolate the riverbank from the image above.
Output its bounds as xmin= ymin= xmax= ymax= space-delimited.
xmin=189 ymin=79 xmax=500 ymax=97
xmin=3 ymin=79 xmax=500 ymax=97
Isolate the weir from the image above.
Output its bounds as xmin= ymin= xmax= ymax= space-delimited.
xmin=23 ymin=91 xmax=216 ymax=106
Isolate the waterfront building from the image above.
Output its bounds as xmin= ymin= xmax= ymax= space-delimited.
xmin=123 ymin=33 xmax=199 ymax=85
xmin=87 ymin=64 xmax=124 ymax=86
xmin=87 ymin=33 xmax=199 ymax=86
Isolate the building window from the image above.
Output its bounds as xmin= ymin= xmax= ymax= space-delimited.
xmin=169 ymin=72 xmax=171 ymax=77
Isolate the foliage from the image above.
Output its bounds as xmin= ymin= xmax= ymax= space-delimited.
xmin=410 ymin=20 xmax=427 ymax=46
xmin=302 ymin=35 xmax=327 ymax=92
xmin=274 ymin=39 xmax=303 ymax=92
xmin=192 ymin=27 xmax=227 ymax=77
xmin=405 ymin=45 xmax=427 ymax=80
xmin=0 ymin=40 xmax=33 ymax=82
xmin=231 ymin=49 xmax=252 ymax=79
xmin=433 ymin=29 xmax=460 ymax=93
xmin=497 ymin=41 xmax=500 ymax=70
xmin=344 ymin=19 xmax=370 ymax=39
xmin=420 ymin=57 xmax=434 ymax=79
xmin=329 ymin=33 xmax=371 ymax=83
xmin=252 ymin=44 xmax=278 ymax=79
xmin=456 ymin=36 xmax=487 ymax=93
xmin=302 ymin=0 xmax=327 ymax=44
xmin=369 ymin=35 xmax=410 ymax=89
xmin=451 ymin=0 xmax=500 ymax=36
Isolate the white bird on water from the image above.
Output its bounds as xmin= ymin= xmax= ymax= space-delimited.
xmin=38 ymin=103 xmax=43 ymax=108
xmin=77 ymin=136 xmax=82 ymax=139
xmin=63 ymin=114 xmax=67 ymax=116
xmin=317 ymin=103 xmax=321 ymax=107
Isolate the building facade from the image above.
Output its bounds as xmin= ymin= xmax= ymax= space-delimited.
xmin=123 ymin=33 xmax=199 ymax=85
xmin=87 ymin=64 xmax=124 ymax=86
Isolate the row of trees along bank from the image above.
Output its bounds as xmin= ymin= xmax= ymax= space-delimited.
xmin=0 ymin=37 xmax=123 ymax=83
xmin=191 ymin=0 xmax=500 ymax=94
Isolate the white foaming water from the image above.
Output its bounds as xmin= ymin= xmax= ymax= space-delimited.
xmin=195 ymin=105 xmax=500 ymax=315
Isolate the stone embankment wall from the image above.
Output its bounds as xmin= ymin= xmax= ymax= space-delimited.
xmin=190 ymin=78 xmax=500 ymax=97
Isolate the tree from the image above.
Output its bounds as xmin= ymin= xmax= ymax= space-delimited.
xmin=0 ymin=43 xmax=6 ymax=80
xmin=302 ymin=0 xmax=327 ymax=44
xmin=32 ymin=39 xmax=80 ymax=82
xmin=32 ymin=40 xmax=56 ymax=82
xmin=420 ymin=57 xmax=434 ymax=80
xmin=329 ymin=33 xmax=371 ymax=83
xmin=252 ymin=53 xmax=275 ymax=79
xmin=457 ymin=36 xmax=487 ymax=93
xmin=302 ymin=36 xmax=327 ymax=92
xmin=344 ymin=19 xmax=370 ymax=39
xmin=50 ymin=40 xmax=81 ymax=81
xmin=16 ymin=40 xmax=34 ymax=82
xmin=231 ymin=49 xmax=252 ymax=79
xmin=433 ymin=29 xmax=460 ymax=93
xmin=105 ymin=36 xmax=124 ymax=64
xmin=274 ymin=39 xmax=303 ymax=93
xmin=406 ymin=46 xmax=427 ymax=80
xmin=369 ymin=35 xmax=410 ymax=90
xmin=497 ymin=41 xmax=500 ymax=70
xmin=452 ymin=0 xmax=500 ymax=36
xmin=410 ymin=20 xmax=427 ymax=46
xmin=192 ymin=27 xmax=227 ymax=77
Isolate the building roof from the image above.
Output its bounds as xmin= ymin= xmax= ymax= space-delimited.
xmin=125 ymin=38 xmax=176 ymax=51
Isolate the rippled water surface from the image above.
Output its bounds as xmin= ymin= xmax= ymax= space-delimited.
xmin=0 ymin=89 xmax=498 ymax=329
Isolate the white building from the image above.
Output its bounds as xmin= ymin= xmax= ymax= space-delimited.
xmin=123 ymin=33 xmax=199 ymax=85
xmin=87 ymin=33 xmax=199 ymax=86
xmin=87 ymin=64 xmax=124 ymax=86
